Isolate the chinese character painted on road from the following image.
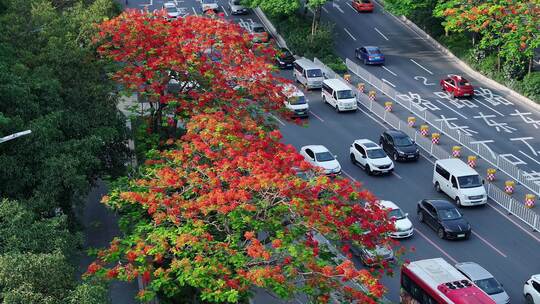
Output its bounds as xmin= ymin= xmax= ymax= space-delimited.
xmin=473 ymin=112 xmax=517 ymax=133
xmin=509 ymin=110 xmax=540 ymax=129
xmin=397 ymin=92 xmax=440 ymax=111
xmin=474 ymin=87 xmax=513 ymax=106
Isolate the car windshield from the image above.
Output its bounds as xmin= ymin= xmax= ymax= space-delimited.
xmin=458 ymin=79 xmax=470 ymax=86
xmin=458 ymin=175 xmax=482 ymax=189
xmin=393 ymin=136 xmax=413 ymax=147
xmin=288 ymin=95 xmax=307 ymax=105
xmin=337 ymin=90 xmax=354 ymax=99
xmin=438 ymin=208 xmax=461 ymax=220
xmin=307 ymin=69 xmax=322 ymax=77
xmin=232 ymin=0 xmax=242 ymax=4
xmin=252 ymin=26 xmax=265 ymax=33
xmin=368 ymin=49 xmax=381 ymax=54
xmin=474 ymin=278 xmax=504 ymax=295
xmin=366 ymin=148 xmax=386 ymax=159
xmin=388 ymin=208 xmax=406 ymax=220
xmin=202 ymin=0 xmax=216 ymax=3
xmin=166 ymin=6 xmax=177 ymax=12
xmin=315 ymin=152 xmax=334 ymax=162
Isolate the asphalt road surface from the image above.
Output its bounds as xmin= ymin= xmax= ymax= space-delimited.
xmin=119 ymin=0 xmax=540 ymax=303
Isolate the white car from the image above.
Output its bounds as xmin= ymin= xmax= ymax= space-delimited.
xmin=377 ymin=200 xmax=413 ymax=238
xmin=279 ymin=84 xmax=309 ymax=118
xmin=299 ymin=145 xmax=341 ymax=175
xmin=349 ymin=139 xmax=394 ymax=175
xmin=163 ymin=2 xmax=180 ymax=19
xmin=228 ymin=0 xmax=247 ymax=14
xmin=201 ymin=0 xmax=219 ymax=12
xmin=524 ymin=274 xmax=540 ymax=304
xmin=455 ymin=262 xmax=509 ymax=304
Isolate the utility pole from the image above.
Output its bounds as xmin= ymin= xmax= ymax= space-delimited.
xmin=0 ymin=130 xmax=32 ymax=144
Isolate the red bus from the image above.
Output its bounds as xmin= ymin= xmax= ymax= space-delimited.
xmin=401 ymin=258 xmax=496 ymax=304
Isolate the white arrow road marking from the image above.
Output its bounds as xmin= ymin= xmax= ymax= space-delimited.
xmin=332 ymin=2 xmax=344 ymax=13
xmin=374 ymin=27 xmax=389 ymax=41
xmin=410 ymin=59 xmax=433 ymax=75
xmin=382 ymin=78 xmax=395 ymax=88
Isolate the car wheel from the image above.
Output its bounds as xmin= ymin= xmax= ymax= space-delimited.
xmin=464 ymin=232 xmax=470 ymax=240
xmin=335 ymin=104 xmax=340 ymax=112
xmin=435 ymin=182 xmax=441 ymax=192
xmin=363 ymin=59 xmax=367 ymax=65
xmin=393 ymin=152 xmax=399 ymax=161
xmin=418 ymin=211 xmax=424 ymax=223
xmin=437 ymin=228 xmax=445 ymax=239
xmin=526 ymin=294 xmax=534 ymax=304
xmin=365 ymin=165 xmax=372 ymax=175
xmin=350 ymin=153 xmax=356 ymax=164
xmin=456 ymin=197 xmax=462 ymax=208
xmin=322 ymin=96 xmax=327 ymax=104
xmin=293 ymin=74 xmax=298 ymax=83
xmin=452 ymin=91 xmax=456 ymax=99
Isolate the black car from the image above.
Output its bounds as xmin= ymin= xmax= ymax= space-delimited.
xmin=275 ymin=48 xmax=294 ymax=69
xmin=379 ymin=130 xmax=419 ymax=161
xmin=417 ymin=199 xmax=471 ymax=240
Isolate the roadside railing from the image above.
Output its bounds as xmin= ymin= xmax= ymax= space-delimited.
xmin=342 ymin=58 xmax=540 ymax=197
xmin=313 ymin=57 xmax=540 ymax=232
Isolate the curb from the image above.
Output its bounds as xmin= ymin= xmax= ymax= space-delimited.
xmin=372 ymin=0 xmax=540 ymax=111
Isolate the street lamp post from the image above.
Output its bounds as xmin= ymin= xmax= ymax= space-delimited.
xmin=0 ymin=130 xmax=32 ymax=144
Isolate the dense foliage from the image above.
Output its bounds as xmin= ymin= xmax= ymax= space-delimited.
xmin=0 ymin=0 xmax=128 ymax=301
xmin=89 ymin=11 xmax=397 ymax=303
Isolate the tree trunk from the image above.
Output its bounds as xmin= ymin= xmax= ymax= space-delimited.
xmin=310 ymin=6 xmax=321 ymax=41
xmin=497 ymin=49 xmax=501 ymax=72
xmin=528 ymin=57 xmax=532 ymax=74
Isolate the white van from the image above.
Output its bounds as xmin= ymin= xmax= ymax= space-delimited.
xmin=281 ymin=84 xmax=309 ymax=117
xmin=322 ymin=79 xmax=358 ymax=112
xmin=293 ymin=58 xmax=324 ymax=89
xmin=433 ymin=158 xmax=487 ymax=207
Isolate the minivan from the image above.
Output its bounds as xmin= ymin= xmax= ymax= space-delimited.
xmin=433 ymin=159 xmax=487 ymax=207
xmin=280 ymin=84 xmax=309 ymax=117
xmin=293 ymin=58 xmax=324 ymax=90
xmin=322 ymin=78 xmax=358 ymax=112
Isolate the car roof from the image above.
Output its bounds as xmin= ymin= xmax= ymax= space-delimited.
xmin=364 ymin=46 xmax=380 ymax=51
xmin=294 ymin=58 xmax=321 ymax=70
xmin=354 ymin=139 xmax=379 ymax=149
xmin=164 ymin=2 xmax=175 ymax=6
xmin=449 ymin=75 xmax=469 ymax=82
xmin=384 ymin=129 xmax=407 ymax=138
xmin=378 ymin=200 xmax=399 ymax=210
xmin=454 ymin=262 xmax=493 ymax=281
xmin=532 ymin=274 xmax=540 ymax=282
xmin=323 ymin=78 xmax=352 ymax=90
xmin=436 ymin=158 xmax=478 ymax=176
xmin=425 ymin=199 xmax=455 ymax=209
xmin=302 ymin=145 xmax=329 ymax=153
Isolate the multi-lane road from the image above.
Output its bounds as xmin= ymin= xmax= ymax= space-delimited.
xmin=320 ymin=0 xmax=540 ymax=189
xmin=120 ymin=0 xmax=540 ymax=302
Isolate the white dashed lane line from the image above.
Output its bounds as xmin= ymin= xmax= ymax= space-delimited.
xmin=382 ymin=66 xmax=397 ymax=77
xmin=410 ymin=58 xmax=433 ymax=75
xmin=309 ymin=111 xmax=325 ymax=122
xmin=343 ymin=27 xmax=357 ymax=41
xmin=374 ymin=27 xmax=389 ymax=41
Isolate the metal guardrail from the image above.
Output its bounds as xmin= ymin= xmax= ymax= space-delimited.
xmin=343 ymin=58 xmax=540 ymax=197
xmin=314 ymin=57 xmax=540 ymax=232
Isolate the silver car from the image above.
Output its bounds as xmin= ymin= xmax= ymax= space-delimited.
xmin=228 ymin=0 xmax=247 ymax=14
xmin=455 ymin=262 xmax=510 ymax=304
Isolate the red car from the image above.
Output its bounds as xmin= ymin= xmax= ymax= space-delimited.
xmin=440 ymin=75 xmax=475 ymax=98
xmin=352 ymin=0 xmax=374 ymax=12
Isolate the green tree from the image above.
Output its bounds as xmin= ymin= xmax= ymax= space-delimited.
xmin=382 ymin=0 xmax=431 ymax=17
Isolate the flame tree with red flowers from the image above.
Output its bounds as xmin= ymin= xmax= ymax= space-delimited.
xmin=89 ymin=11 xmax=400 ymax=303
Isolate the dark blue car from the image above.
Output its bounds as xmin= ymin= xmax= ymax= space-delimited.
xmin=355 ymin=46 xmax=385 ymax=65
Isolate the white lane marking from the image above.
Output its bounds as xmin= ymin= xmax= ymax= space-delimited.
xmin=332 ymin=2 xmax=344 ymax=13
xmin=374 ymin=27 xmax=389 ymax=41
xmin=382 ymin=78 xmax=396 ymax=88
xmin=487 ymin=203 xmax=540 ymax=243
xmin=382 ymin=66 xmax=397 ymax=77
xmin=473 ymin=98 xmax=505 ymax=116
xmin=392 ymin=171 xmax=402 ymax=179
xmin=268 ymin=113 xmax=285 ymax=126
xmin=221 ymin=6 xmax=228 ymax=16
xmin=191 ymin=7 xmax=198 ymax=15
xmin=322 ymin=6 xmax=329 ymax=13
xmin=471 ymin=231 xmax=507 ymax=258
xmin=309 ymin=111 xmax=325 ymax=122
xmin=410 ymin=59 xmax=433 ymax=75
xmin=519 ymin=151 xmax=540 ymax=165
xmin=343 ymin=27 xmax=357 ymax=41
xmin=415 ymin=229 xmax=458 ymax=264
xmin=434 ymin=100 xmax=468 ymax=119
xmin=342 ymin=170 xmax=358 ymax=183
xmin=346 ymin=2 xmax=354 ymax=10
